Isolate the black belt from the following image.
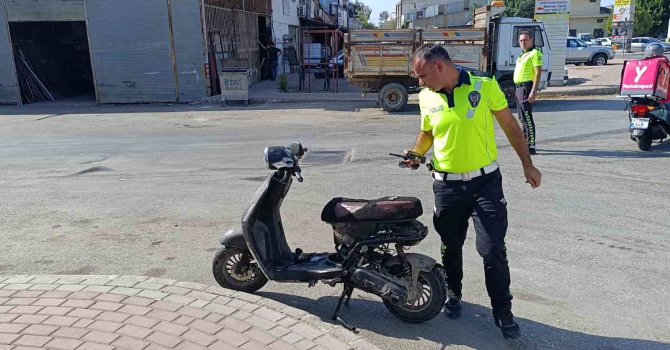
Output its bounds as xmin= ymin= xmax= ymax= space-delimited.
xmin=515 ymin=82 xmax=533 ymax=87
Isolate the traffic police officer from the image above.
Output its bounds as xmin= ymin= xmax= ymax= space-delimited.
xmin=402 ymin=44 xmax=541 ymax=339
xmin=513 ymin=31 xmax=543 ymax=155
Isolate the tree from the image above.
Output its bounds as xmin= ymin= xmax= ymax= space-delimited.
xmin=604 ymin=13 xmax=613 ymax=36
xmin=379 ymin=10 xmax=390 ymax=24
xmin=633 ymin=6 xmax=654 ymax=37
xmin=352 ymin=1 xmax=377 ymax=29
xmin=503 ymin=0 xmax=535 ymax=19
xmin=635 ymin=0 xmax=670 ymax=37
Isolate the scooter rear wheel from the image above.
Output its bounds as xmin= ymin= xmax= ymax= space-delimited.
xmin=212 ymin=247 xmax=268 ymax=293
xmin=636 ymin=134 xmax=652 ymax=151
xmin=383 ymin=266 xmax=446 ymax=323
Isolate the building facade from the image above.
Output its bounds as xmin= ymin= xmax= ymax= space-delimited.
xmin=0 ymin=0 xmax=276 ymax=105
xmin=569 ymin=0 xmax=610 ymax=38
xmin=395 ymin=0 xmax=474 ymax=29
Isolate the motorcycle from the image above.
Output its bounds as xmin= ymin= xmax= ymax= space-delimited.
xmin=212 ymin=142 xmax=446 ymax=330
xmin=627 ymin=98 xmax=670 ymax=151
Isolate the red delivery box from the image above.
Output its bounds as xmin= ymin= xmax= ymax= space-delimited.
xmin=620 ymin=57 xmax=670 ymax=99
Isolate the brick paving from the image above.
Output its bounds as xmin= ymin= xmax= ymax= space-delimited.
xmin=0 ymin=276 xmax=380 ymax=350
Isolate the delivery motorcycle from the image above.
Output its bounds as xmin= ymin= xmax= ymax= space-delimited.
xmin=212 ymin=142 xmax=445 ymax=330
xmin=627 ymin=99 xmax=670 ymax=151
xmin=620 ymin=56 xmax=670 ymax=151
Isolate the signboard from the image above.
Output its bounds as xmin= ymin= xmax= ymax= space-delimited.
xmin=614 ymin=0 xmax=635 ymax=22
xmin=535 ymin=0 xmax=570 ymax=14
xmin=612 ymin=21 xmax=633 ymax=43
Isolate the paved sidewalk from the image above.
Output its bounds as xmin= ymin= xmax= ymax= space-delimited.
xmin=0 ymin=275 xmax=379 ymax=350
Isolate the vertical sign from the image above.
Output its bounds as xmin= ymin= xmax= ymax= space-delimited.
xmin=534 ymin=0 xmax=570 ymax=87
xmin=612 ymin=0 xmax=635 ymax=45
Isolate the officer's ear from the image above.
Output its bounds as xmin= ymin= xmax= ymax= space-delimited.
xmin=435 ymin=60 xmax=444 ymax=73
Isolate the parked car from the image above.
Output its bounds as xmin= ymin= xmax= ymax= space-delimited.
xmin=630 ymin=37 xmax=670 ymax=53
xmin=576 ymin=33 xmax=597 ymax=46
xmin=594 ymin=37 xmax=612 ymax=47
xmin=328 ymin=50 xmax=344 ymax=76
xmin=566 ymin=37 xmax=614 ymax=66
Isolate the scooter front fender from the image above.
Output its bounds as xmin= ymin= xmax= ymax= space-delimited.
xmin=219 ymin=227 xmax=247 ymax=249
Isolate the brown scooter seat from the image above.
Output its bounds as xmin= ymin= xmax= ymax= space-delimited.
xmin=320 ymin=197 xmax=423 ymax=223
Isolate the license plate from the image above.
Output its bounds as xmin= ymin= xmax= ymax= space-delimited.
xmin=630 ymin=118 xmax=649 ymax=129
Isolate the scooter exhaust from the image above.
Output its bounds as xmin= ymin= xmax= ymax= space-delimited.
xmin=350 ymin=268 xmax=409 ymax=305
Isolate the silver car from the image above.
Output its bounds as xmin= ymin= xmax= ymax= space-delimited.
xmin=566 ymin=37 xmax=615 ymax=66
xmin=630 ymin=37 xmax=670 ymax=53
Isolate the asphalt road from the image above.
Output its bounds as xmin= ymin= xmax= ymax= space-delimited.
xmin=1 ymin=98 xmax=668 ymax=350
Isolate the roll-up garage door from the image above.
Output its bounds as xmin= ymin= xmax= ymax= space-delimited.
xmin=85 ymin=0 xmax=176 ymax=103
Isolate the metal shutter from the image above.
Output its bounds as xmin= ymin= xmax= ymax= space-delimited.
xmin=0 ymin=4 xmax=19 ymax=105
xmin=171 ymin=0 xmax=206 ymax=102
xmin=84 ymin=0 xmax=177 ymax=103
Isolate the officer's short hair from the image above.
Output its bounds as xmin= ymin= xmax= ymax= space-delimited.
xmin=519 ymin=31 xmax=533 ymax=40
xmin=412 ymin=44 xmax=451 ymax=64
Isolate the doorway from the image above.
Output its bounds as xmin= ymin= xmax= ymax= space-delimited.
xmin=9 ymin=21 xmax=94 ymax=104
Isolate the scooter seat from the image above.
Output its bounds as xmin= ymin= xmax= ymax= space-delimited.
xmin=321 ymin=196 xmax=423 ymax=223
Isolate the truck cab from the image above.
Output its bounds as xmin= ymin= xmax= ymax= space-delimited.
xmin=491 ymin=17 xmax=553 ymax=105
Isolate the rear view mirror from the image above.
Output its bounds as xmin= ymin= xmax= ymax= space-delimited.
xmin=289 ymin=142 xmax=305 ymax=157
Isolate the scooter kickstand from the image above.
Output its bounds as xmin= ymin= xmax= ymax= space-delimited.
xmin=332 ymin=286 xmax=357 ymax=333
xmin=344 ymin=287 xmax=353 ymax=307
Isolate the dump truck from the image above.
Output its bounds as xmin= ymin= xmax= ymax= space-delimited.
xmin=344 ymin=6 xmax=553 ymax=112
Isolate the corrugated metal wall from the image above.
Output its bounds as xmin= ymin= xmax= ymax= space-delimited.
xmin=170 ymin=0 xmax=206 ymax=102
xmin=85 ymin=0 xmax=177 ymax=103
xmin=0 ymin=3 xmax=20 ymax=104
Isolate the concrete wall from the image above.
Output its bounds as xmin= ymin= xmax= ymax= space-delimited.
xmin=571 ymin=0 xmax=601 ymax=17
xmin=6 ymin=0 xmax=85 ymax=22
xmin=570 ymin=17 xmax=605 ymax=35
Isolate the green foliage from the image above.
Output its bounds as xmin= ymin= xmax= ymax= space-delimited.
xmin=353 ymin=1 xmax=376 ymax=29
xmin=379 ymin=10 xmax=390 ymax=23
xmin=604 ymin=13 xmax=613 ymax=36
xmin=278 ymin=74 xmax=289 ymax=93
xmin=633 ymin=6 xmax=654 ymax=37
xmin=635 ymin=0 xmax=670 ymax=37
xmin=503 ymin=0 xmax=535 ymax=19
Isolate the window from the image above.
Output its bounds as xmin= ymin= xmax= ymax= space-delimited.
xmin=283 ymin=0 xmax=290 ymax=16
xmin=640 ymin=38 xmax=649 ymax=44
xmin=597 ymin=19 xmax=604 ymax=23
xmin=590 ymin=0 xmax=596 ymax=2
xmin=513 ymin=26 xmax=544 ymax=47
xmin=567 ymin=39 xmax=579 ymax=48
xmin=569 ymin=29 xmax=577 ymax=36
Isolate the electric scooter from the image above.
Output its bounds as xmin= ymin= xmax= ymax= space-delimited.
xmin=212 ymin=142 xmax=446 ymax=329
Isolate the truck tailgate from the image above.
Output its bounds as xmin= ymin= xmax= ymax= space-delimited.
xmin=347 ymin=45 xmax=414 ymax=77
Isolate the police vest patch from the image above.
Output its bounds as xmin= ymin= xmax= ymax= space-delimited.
xmin=468 ymin=91 xmax=481 ymax=108
xmin=430 ymin=105 xmax=445 ymax=114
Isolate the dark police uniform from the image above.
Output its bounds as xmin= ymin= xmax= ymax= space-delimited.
xmin=418 ymin=69 xmax=513 ymax=317
xmin=513 ymin=47 xmax=543 ymax=151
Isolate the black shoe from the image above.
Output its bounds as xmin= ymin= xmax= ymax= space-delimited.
xmin=444 ymin=292 xmax=461 ymax=319
xmin=493 ymin=312 xmax=521 ymax=339
xmin=529 ymin=146 xmax=537 ymax=155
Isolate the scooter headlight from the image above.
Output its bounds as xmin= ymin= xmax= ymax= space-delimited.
xmin=264 ymin=146 xmax=294 ymax=170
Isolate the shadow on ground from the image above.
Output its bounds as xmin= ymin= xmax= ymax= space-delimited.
xmin=259 ymin=292 xmax=669 ymax=350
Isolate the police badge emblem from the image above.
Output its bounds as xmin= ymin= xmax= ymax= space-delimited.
xmin=468 ymin=91 xmax=481 ymax=108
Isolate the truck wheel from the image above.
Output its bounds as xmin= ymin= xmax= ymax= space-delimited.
xmin=591 ymin=54 xmax=607 ymax=66
xmin=379 ymin=83 xmax=408 ymax=112
xmin=499 ymin=80 xmax=517 ymax=109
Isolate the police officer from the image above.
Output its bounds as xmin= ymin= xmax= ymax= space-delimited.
xmin=402 ymin=44 xmax=541 ymax=339
xmin=513 ymin=31 xmax=543 ymax=155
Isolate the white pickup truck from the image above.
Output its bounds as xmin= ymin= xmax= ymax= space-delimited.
xmin=344 ymin=6 xmax=553 ymax=112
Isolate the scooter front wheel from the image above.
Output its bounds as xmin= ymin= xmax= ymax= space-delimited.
xmin=383 ymin=266 xmax=446 ymax=323
xmin=212 ymin=247 xmax=268 ymax=293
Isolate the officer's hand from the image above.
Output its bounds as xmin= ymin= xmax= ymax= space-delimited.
xmin=400 ymin=149 xmax=422 ymax=170
xmin=528 ymin=92 xmax=536 ymax=104
xmin=523 ymin=164 xmax=541 ymax=188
